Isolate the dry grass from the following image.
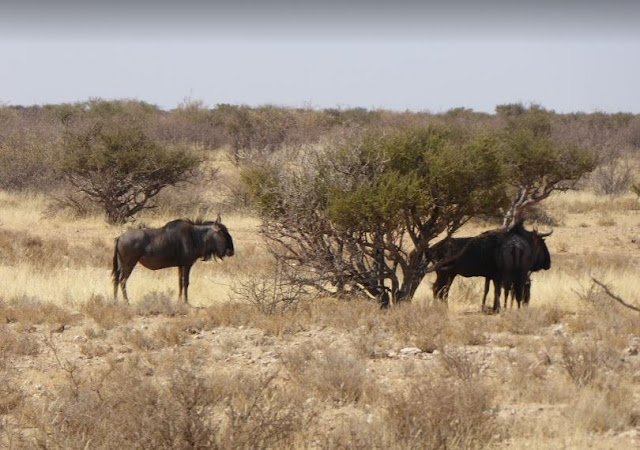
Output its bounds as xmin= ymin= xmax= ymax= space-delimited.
xmin=0 ymin=177 xmax=639 ymax=448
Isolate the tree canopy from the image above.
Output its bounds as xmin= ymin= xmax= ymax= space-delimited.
xmin=61 ymin=122 xmax=201 ymax=224
xmin=244 ymin=125 xmax=508 ymax=305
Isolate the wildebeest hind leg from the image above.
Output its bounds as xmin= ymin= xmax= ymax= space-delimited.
xmin=178 ymin=267 xmax=184 ymax=301
xmin=119 ymin=264 xmax=135 ymax=304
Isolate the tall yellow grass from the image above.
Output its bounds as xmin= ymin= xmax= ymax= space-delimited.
xmin=0 ymin=188 xmax=638 ymax=311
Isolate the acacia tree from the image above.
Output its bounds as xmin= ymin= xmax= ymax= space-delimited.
xmin=62 ymin=122 xmax=201 ymax=224
xmin=497 ymin=104 xmax=596 ymax=226
xmin=244 ymin=126 xmax=508 ymax=305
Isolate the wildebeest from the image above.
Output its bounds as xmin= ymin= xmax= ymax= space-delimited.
xmin=431 ymin=228 xmax=507 ymax=312
xmin=483 ymin=277 xmax=531 ymax=311
xmin=495 ymin=221 xmax=551 ymax=309
xmin=112 ymin=217 xmax=234 ymax=304
xmin=431 ymin=220 xmax=551 ymax=312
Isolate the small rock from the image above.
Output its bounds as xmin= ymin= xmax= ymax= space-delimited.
xmin=400 ymin=347 xmax=422 ymax=355
xmin=115 ymin=355 xmax=126 ymax=363
xmin=118 ymin=346 xmax=133 ymax=354
xmin=387 ymin=351 xmax=398 ymax=358
xmin=50 ymin=324 xmax=65 ymax=334
xmin=552 ymin=324 xmax=567 ymax=336
xmin=145 ymin=367 xmax=154 ymax=376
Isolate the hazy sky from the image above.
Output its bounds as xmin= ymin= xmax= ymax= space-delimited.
xmin=1 ymin=1 xmax=640 ymax=113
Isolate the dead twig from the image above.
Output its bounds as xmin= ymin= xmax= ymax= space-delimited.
xmin=592 ymin=277 xmax=640 ymax=313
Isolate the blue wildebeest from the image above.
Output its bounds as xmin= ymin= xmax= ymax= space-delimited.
xmin=431 ymin=228 xmax=508 ymax=312
xmin=431 ymin=220 xmax=551 ymax=312
xmin=112 ymin=217 xmax=234 ymax=304
xmin=493 ymin=221 xmax=551 ymax=309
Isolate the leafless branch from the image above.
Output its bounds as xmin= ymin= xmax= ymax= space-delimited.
xmin=592 ymin=277 xmax=640 ymax=313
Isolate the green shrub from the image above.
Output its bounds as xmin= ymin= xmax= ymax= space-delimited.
xmin=61 ymin=122 xmax=201 ymax=223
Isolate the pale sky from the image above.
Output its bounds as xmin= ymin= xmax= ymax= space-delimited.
xmin=1 ymin=1 xmax=640 ymax=113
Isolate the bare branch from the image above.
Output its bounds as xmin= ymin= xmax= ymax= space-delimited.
xmin=592 ymin=277 xmax=640 ymax=313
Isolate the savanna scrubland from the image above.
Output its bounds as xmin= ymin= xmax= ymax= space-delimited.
xmin=0 ymin=100 xmax=639 ymax=448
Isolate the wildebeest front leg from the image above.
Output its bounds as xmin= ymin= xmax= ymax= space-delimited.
xmin=492 ymin=278 xmax=501 ymax=313
xmin=183 ymin=265 xmax=192 ymax=304
xmin=178 ymin=267 xmax=184 ymax=301
xmin=482 ymin=278 xmax=490 ymax=310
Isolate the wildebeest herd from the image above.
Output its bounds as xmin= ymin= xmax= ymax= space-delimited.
xmin=430 ymin=219 xmax=551 ymax=312
xmin=110 ymin=216 xmax=549 ymax=313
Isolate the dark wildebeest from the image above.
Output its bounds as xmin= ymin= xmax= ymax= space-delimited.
xmin=431 ymin=228 xmax=508 ymax=312
xmin=431 ymin=220 xmax=551 ymax=312
xmin=112 ymin=217 xmax=234 ymax=304
xmin=492 ymin=221 xmax=551 ymax=309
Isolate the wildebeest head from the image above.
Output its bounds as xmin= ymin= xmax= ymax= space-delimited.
xmin=201 ymin=216 xmax=235 ymax=261
xmin=530 ymin=228 xmax=551 ymax=271
xmin=510 ymin=220 xmax=552 ymax=271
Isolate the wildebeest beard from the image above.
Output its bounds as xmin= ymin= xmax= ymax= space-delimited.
xmin=191 ymin=226 xmax=217 ymax=261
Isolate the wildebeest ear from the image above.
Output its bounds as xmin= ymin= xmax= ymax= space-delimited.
xmin=216 ymin=213 xmax=221 ymax=224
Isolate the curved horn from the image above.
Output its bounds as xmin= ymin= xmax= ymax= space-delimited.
xmin=216 ymin=213 xmax=222 ymax=224
xmin=537 ymin=228 xmax=553 ymax=237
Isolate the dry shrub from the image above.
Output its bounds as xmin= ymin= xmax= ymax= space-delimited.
xmin=82 ymin=294 xmax=134 ymax=329
xmin=284 ymin=341 xmax=375 ymax=405
xmin=499 ymin=307 xmax=567 ymax=335
xmin=203 ymin=302 xmax=255 ymax=328
xmin=385 ymin=374 xmax=496 ymax=449
xmin=134 ymin=289 xmax=189 ymax=317
xmin=386 ymin=303 xmax=450 ymax=353
xmin=118 ymin=323 xmax=189 ymax=352
xmin=571 ymin=284 xmax=640 ymax=338
xmin=44 ymin=188 xmax=102 ymax=220
xmin=79 ymin=340 xmax=113 ymax=359
xmin=220 ymin=371 xmax=314 ymax=449
xmin=596 ymin=214 xmax=616 ymax=226
xmin=560 ymin=339 xmax=621 ymax=388
xmin=0 ymin=227 xmax=107 ymax=270
xmin=561 ymin=336 xmax=622 ymax=388
xmin=590 ymin=159 xmax=636 ymax=195
xmin=567 ymin=376 xmax=639 ymax=432
xmin=0 ymin=369 xmax=23 ymax=415
xmin=0 ymin=325 xmax=41 ymax=362
xmin=203 ymin=302 xmax=308 ymax=337
xmin=495 ymin=343 xmax=572 ymax=405
xmin=0 ymin=132 xmax=62 ymax=191
xmin=439 ymin=348 xmax=482 ymax=381
xmin=231 ymin=261 xmax=308 ymax=314
xmin=315 ymin=409 xmax=388 ymax=449
xmin=1 ymin=295 xmax=75 ymax=326
xmin=450 ymin=315 xmax=491 ymax=346
xmin=21 ymin=353 xmax=312 ymax=449
xmin=152 ymin=322 xmax=189 ymax=347
xmin=307 ymin=296 xmax=379 ymax=331
xmin=351 ymin=324 xmax=392 ymax=359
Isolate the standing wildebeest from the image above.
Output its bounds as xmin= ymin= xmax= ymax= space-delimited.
xmin=494 ymin=221 xmax=551 ymax=309
xmin=112 ymin=217 xmax=234 ymax=304
xmin=431 ymin=220 xmax=551 ymax=312
xmin=431 ymin=228 xmax=508 ymax=312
